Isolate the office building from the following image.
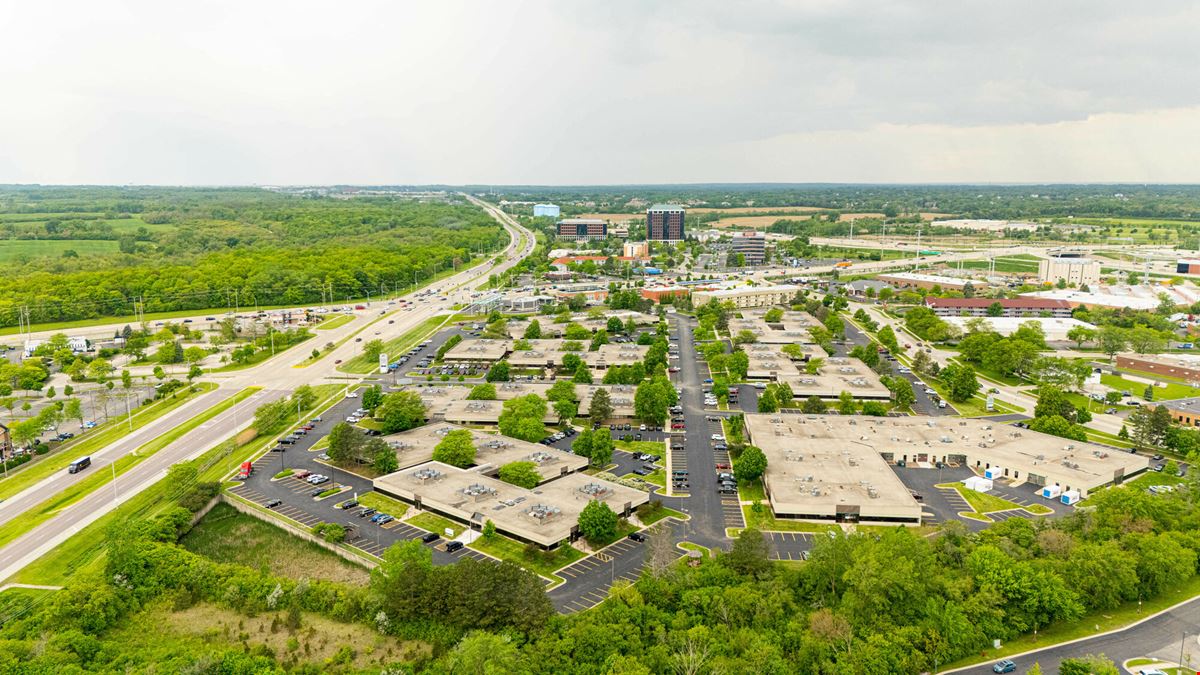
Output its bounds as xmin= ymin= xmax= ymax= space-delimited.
xmin=1039 ymin=255 xmax=1100 ymax=286
xmin=556 ymin=218 xmax=607 ymax=240
xmin=646 ymin=204 xmax=685 ymax=241
xmin=533 ymin=204 xmax=560 ymax=218
xmin=623 ymin=241 xmax=649 ymax=258
xmin=730 ymin=231 xmax=766 ymax=265
xmin=691 ymin=284 xmax=800 ymax=309
xmin=924 ymin=297 xmax=1072 ymax=318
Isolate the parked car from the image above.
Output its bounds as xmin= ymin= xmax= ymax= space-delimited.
xmin=627 ymin=532 xmax=646 ymax=542
xmin=421 ymin=532 xmax=439 ymax=543
xmin=265 ymin=499 xmax=282 ymax=509
xmin=445 ymin=541 xmax=464 ymax=552
xmin=359 ymin=508 xmax=376 ymax=518
xmin=992 ymin=660 xmax=1016 ymax=674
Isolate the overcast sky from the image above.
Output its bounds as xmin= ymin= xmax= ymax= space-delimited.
xmin=2 ymin=0 xmax=1198 ymax=185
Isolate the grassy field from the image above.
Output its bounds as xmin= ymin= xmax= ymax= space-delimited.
xmin=181 ymin=502 xmax=369 ymax=584
xmin=0 ymin=239 xmax=120 ymax=261
xmin=206 ymin=332 xmax=315 ymax=373
xmin=314 ymin=313 xmax=355 ymax=331
xmin=0 ymin=387 xmax=260 ymax=550
xmin=1103 ymin=373 xmax=1200 ymax=400
xmin=8 ymin=384 xmax=345 ymax=586
xmin=357 ymin=491 xmax=409 ymax=518
xmin=469 ymin=533 xmax=585 ymax=581
xmin=637 ymin=503 xmax=687 ymax=525
xmin=0 ymin=382 xmax=217 ymax=501
xmin=740 ymin=504 xmax=840 ymax=533
xmin=103 ymin=599 xmax=428 ymax=671
xmin=957 ymin=254 xmax=1042 ymax=274
xmin=337 ymin=315 xmax=451 ymax=374
xmin=615 ymin=439 xmax=666 ymax=455
xmin=407 ymin=512 xmax=465 ymax=539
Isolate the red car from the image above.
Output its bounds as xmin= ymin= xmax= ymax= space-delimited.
xmin=715 ymin=463 xmax=730 ymax=470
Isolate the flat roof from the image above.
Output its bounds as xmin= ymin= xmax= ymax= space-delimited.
xmin=780 ymin=357 xmax=891 ymax=399
xmin=877 ymin=272 xmax=981 ymax=286
xmin=442 ymin=338 xmax=511 ymax=362
xmin=373 ymin=461 xmax=648 ymax=547
xmin=943 ymin=316 xmax=1095 ymax=340
xmin=1118 ymin=352 xmax=1200 ymax=370
xmin=378 ymin=423 xmax=585 ymax=479
xmin=926 ymin=297 xmax=1068 ymax=310
xmin=441 ymin=398 xmax=558 ymax=425
xmin=577 ymin=384 xmax=638 ymax=417
xmin=593 ymin=343 xmax=650 ymax=367
xmin=747 ymin=414 xmax=1147 ymax=498
xmin=693 ymin=284 xmax=802 ymax=298
xmin=648 ymin=204 xmax=685 ymax=212
xmin=744 ymin=414 xmax=922 ymax=522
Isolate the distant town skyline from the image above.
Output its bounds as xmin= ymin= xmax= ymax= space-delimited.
xmin=2 ymin=1 xmax=1198 ymax=185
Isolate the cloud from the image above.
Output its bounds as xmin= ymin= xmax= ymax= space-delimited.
xmin=0 ymin=0 xmax=1196 ymax=183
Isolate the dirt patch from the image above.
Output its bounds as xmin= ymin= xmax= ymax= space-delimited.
xmin=161 ymin=602 xmax=429 ymax=668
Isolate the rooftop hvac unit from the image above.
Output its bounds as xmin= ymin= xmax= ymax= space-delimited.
xmin=830 ymin=357 xmax=847 ymax=364
xmin=838 ymin=367 xmax=855 ymax=373
xmin=461 ymin=483 xmax=497 ymax=498
xmin=940 ymin=436 xmax=952 ymax=443
xmin=867 ymin=487 xmax=879 ymax=499
xmin=528 ymin=451 xmax=554 ymax=464
xmin=578 ymin=482 xmax=613 ymax=498
xmin=435 ymin=426 xmax=455 ymax=436
xmin=412 ymin=467 xmax=444 ymax=481
xmin=851 ymin=378 xmax=868 ymax=386
xmin=811 ymin=488 xmax=821 ymax=496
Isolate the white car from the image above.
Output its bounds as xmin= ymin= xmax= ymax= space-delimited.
xmin=346 ymin=391 xmax=359 ymax=399
xmin=924 ymin=388 xmax=936 ymax=395
xmin=711 ymin=434 xmax=725 ymax=441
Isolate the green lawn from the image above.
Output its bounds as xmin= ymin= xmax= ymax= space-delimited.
xmin=937 ymin=482 xmax=1040 ymax=515
xmin=314 ymin=313 xmax=355 ymax=331
xmin=337 ymin=315 xmax=451 ymax=374
xmin=0 ymin=239 xmax=120 ymax=261
xmin=615 ymin=439 xmax=667 ymax=455
xmin=180 ymin=502 xmax=368 ymax=584
xmin=1103 ymin=373 xmax=1200 ymax=400
xmin=585 ymin=519 xmax=639 ymax=549
xmin=206 ymin=332 xmax=314 ymax=373
xmin=0 ymin=387 xmax=261 ymax=551
xmin=636 ymin=503 xmax=687 ymax=526
xmin=272 ymin=469 xmax=294 ymax=479
xmin=740 ymin=504 xmax=840 ymax=533
xmin=677 ymin=542 xmax=710 ymax=558
xmin=469 ymin=533 xmax=585 ymax=581
xmin=408 ymin=512 xmax=465 ymax=539
xmin=356 ymin=491 xmax=409 ymax=518
xmin=739 ymin=480 xmax=766 ymax=503
xmin=1124 ymin=469 xmax=1187 ymax=490
xmin=0 ymin=382 xmax=217 ymax=501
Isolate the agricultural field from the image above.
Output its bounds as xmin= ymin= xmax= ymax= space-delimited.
xmin=0 ymin=239 xmax=119 ymax=261
xmin=180 ymin=502 xmax=370 ymax=584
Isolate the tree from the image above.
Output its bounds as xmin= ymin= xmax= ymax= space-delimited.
xmin=802 ymin=396 xmax=827 ymax=414
xmin=986 ymin=301 xmax=1004 ymax=317
xmin=498 ymin=460 xmax=541 ymax=488
xmin=837 ymin=390 xmax=857 ymax=415
xmin=362 ymin=339 xmax=385 ymax=363
xmin=182 ymin=346 xmax=207 ymax=367
xmin=152 ymin=365 xmax=166 ymax=382
xmin=1067 ymin=325 xmax=1096 ymax=349
xmin=877 ymin=325 xmax=900 ymax=353
xmin=373 ymin=441 xmax=399 ymax=473
xmin=433 ymin=429 xmax=477 ymax=467
xmin=724 ymin=527 xmax=773 ymax=577
xmin=361 ymin=384 xmax=384 ymax=411
xmin=756 ymin=389 xmax=777 ymax=413
xmin=1144 ymin=383 xmax=1154 ymax=401
xmin=187 ymin=365 xmax=203 ymax=383
xmin=0 ymin=396 xmax=14 ymax=420
xmin=1127 ymin=325 xmax=1166 ymax=355
xmin=1035 ymin=386 xmax=1079 ymax=422
xmin=588 ymin=388 xmax=613 ymax=425
xmin=1097 ymin=326 xmax=1127 ymax=361
xmin=911 ymin=349 xmax=935 ymax=376
xmin=546 ymin=379 xmax=575 ymax=404
xmin=498 ymin=394 xmax=547 ymax=442
xmin=523 ymin=319 xmax=542 ymax=339
xmin=87 ymin=358 xmax=114 ymax=382
xmin=376 ymin=391 xmax=426 ymax=433
xmin=764 ymin=307 xmax=784 ymax=323
xmin=328 ymin=422 xmax=364 ymax=464
xmin=553 ymin=397 xmax=578 ymax=424
xmin=634 ymin=377 xmax=671 ymax=425
xmin=573 ymin=362 xmax=593 ymax=383
xmin=734 ymin=445 xmax=767 ymax=482
xmin=577 ymin=500 xmax=618 ymax=544
xmin=586 ymin=428 xmax=613 ymax=468
xmin=940 ymin=363 xmax=981 ymax=402
xmin=861 ymin=401 xmax=888 ymax=416
xmin=1029 ymin=414 xmax=1088 ymax=442
xmin=485 ymin=361 xmax=510 ymax=382
xmin=64 ymin=398 xmax=84 ymax=428
xmin=467 ymin=383 xmax=496 ymax=400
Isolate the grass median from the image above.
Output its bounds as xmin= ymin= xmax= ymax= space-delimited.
xmin=337 ymin=315 xmax=452 ymax=374
xmin=314 ymin=313 xmax=355 ymax=331
xmin=0 ymin=382 xmax=217 ymax=502
xmin=469 ymin=533 xmax=584 ymax=582
xmin=0 ymin=387 xmax=261 ymax=552
xmin=9 ymin=384 xmax=345 ymax=586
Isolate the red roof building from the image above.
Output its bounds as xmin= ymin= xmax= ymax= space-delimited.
xmin=924 ymin=297 xmax=1072 ymax=318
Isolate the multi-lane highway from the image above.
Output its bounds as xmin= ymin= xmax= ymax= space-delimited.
xmin=0 ymin=195 xmax=535 ymax=583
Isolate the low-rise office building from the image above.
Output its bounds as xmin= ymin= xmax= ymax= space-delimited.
xmin=441 ymin=398 xmax=559 ymax=426
xmin=730 ymin=231 xmax=766 ymax=265
xmin=924 ymin=297 xmax=1072 ymax=318
xmin=533 ymin=204 xmax=560 ymax=218
xmin=1116 ymin=353 xmax=1200 ymax=383
xmin=692 ymin=284 xmax=801 ymax=309
xmin=942 ymin=316 xmax=1096 ymax=341
xmin=781 ymin=357 xmax=891 ymax=400
xmin=373 ymin=461 xmax=647 ymax=548
xmin=378 ymin=423 xmax=585 ymax=479
xmin=441 ymin=339 xmax=512 ymax=363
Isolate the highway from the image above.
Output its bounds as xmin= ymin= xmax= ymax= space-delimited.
xmin=0 ymin=195 xmax=535 ymax=583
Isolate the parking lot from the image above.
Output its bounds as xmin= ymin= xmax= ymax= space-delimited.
xmin=551 ymin=534 xmax=650 ymax=613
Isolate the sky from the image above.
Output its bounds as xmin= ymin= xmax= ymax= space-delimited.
xmin=1 ymin=0 xmax=1198 ymax=185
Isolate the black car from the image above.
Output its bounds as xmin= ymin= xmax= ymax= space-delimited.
xmin=358 ymin=508 xmax=376 ymax=518
xmin=421 ymin=532 xmax=440 ymax=543
xmin=265 ymin=499 xmax=282 ymax=509
xmin=445 ymin=540 xmax=464 ymax=552
xmin=340 ymin=499 xmax=359 ymax=509
xmin=627 ymin=532 xmax=646 ymax=542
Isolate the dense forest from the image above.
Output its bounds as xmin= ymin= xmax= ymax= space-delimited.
xmin=0 ymin=188 xmax=506 ymax=327
xmin=479 ymin=183 xmax=1200 ymax=221
xmin=2 ymin=473 xmax=1197 ymax=673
